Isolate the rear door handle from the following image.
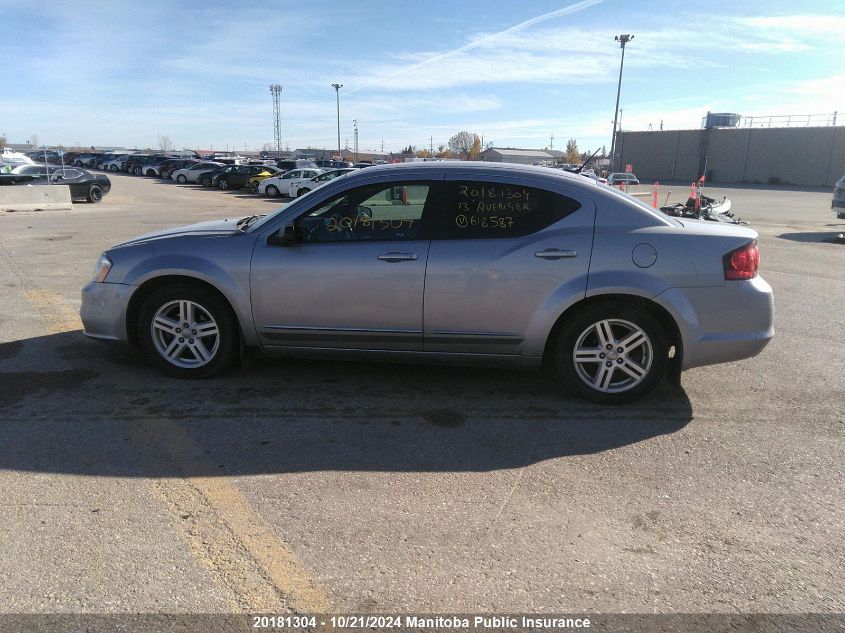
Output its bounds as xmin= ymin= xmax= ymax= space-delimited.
xmin=377 ymin=252 xmax=418 ymax=263
xmin=535 ymin=249 xmax=577 ymax=259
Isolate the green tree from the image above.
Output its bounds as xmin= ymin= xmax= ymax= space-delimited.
xmin=565 ymin=138 xmax=580 ymax=164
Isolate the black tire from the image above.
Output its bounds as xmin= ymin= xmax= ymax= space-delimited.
xmin=134 ymin=167 xmax=142 ymax=175
xmin=555 ymin=302 xmax=668 ymax=404
xmin=265 ymin=185 xmax=279 ymax=198
xmin=137 ymin=285 xmax=239 ymax=379
xmin=74 ymin=160 xmax=82 ymax=167
xmin=109 ymin=165 xmax=118 ymax=172
xmin=297 ymin=187 xmax=311 ymax=197
xmin=160 ymin=170 xmax=170 ymax=179
xmin=218 ymin=178 xmax=230 ymax=190
xmin=176 ymin=174 xmax=187 ymax=184
xmin=86 ymin=184 xmax=103 ymax=203
xmin=201 ymin=176 xmax=212 ymax=187
xmin=837 ymin=211 xmax=845 ymax=219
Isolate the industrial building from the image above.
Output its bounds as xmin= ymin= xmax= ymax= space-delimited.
xmin=614 ymin=112 xmax=844 ymax=187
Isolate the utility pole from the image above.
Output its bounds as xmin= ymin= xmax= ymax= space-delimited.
xmin=549 ymin=133 xmax=554 ymax=150
xmin=609 ymin=34 xmax=633 ymax=172
xmin=331 ymin=83 xmax=343 ymax=158
xmin=430 ymin=136 xmax=433 ymax=155
xmin=269 ymin=84 xmax=283 ymax=156
xmin=353 ymin=119 xmax=359 ymax=161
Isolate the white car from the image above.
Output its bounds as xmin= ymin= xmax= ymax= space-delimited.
xmin=100 ymin=155 xmax=132 ymax=172
xmin=171 ymin=161 xmax=224 ymax=184
xmin=257 ymin=168 xmax=325 ymax=198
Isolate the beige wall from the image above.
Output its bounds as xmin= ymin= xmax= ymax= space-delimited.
xmin=617 ymin=126 xmax=845 ymax=186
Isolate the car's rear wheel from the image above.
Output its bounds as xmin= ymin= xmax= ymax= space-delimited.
xmin=556 ymin=303 xmax=667 ymax=404
xmin=201 ymin=176 xmax=212 ymax=187
xmin=297 ymin=187 xmax=311 ymax=197
xmin=176 ymin=174 xmax=187 ymax=184
xmin=109 ymin=165 xmax=118 ymax=172
xmin=87 ymin=184 xmax=103 ymax=203
xmin=265 ymin=185 xmax=279 ymax=197
xmin=218 ymin=178 xmax=230 ymax=190
xmin=138 ymin=286 xmax=238 ymax=378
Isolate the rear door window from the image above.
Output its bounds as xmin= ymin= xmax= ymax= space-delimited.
xmin=426 ymin=181 xmax=581 ymax=239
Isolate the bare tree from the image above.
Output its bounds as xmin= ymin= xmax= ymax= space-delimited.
xmin=158 ymin=135 xmax=174 ymax=152
xmin=0 ymin=133 xmax=6 ymax=147
xmin=448 ymin=131 xmax=480 ymax=159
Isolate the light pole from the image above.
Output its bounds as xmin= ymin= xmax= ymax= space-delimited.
xmin=331 ymin=83 xmax=343 ymax=159
xmin=269 ymin=84 xmax=283 ymax=156
xmin=609 ymin=34 xmax=633 ymax=172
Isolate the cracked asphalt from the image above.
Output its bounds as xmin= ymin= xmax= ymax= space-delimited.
xmin=0 ymin=174 xmax=842 ymax=617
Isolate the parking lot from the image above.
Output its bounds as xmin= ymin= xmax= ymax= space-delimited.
xmin=0 ymin=173 xmax=843 ymax=615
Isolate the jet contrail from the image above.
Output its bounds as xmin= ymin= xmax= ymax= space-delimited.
xmin=344 ymin=0 xmax=607 ymax=95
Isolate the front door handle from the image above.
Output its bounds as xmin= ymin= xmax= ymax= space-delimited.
xmin=377 ymin=252 xmax=418 ymax=263
xmin=535 ymin=248 xmax=577 ymax=259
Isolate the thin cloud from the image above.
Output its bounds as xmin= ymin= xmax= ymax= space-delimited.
xmin=344 ymin=0 xmax=606 ymax=95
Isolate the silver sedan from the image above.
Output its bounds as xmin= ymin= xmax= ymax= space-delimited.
xmin=80 ymin=162 xmax=773 ymax=404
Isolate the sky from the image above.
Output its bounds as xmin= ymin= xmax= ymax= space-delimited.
xmin=1 ymin=0 xmax=843 ymax=154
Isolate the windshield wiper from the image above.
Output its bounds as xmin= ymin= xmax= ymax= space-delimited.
xmin=237 ymin=214 xmax=264 ymax=230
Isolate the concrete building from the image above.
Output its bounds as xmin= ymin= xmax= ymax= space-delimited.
xmin=614 ymin=125 xmax=845 ymax=187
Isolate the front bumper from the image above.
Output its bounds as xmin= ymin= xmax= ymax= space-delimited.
xmin=832 ymin=196 xmax=845 ymax=209
xmin=80 ymin=281 xmax=133 ymax=341
xmin=655 ymin=276 xmax=774 ymax=370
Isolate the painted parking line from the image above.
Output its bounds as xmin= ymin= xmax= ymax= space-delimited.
xmin=21 ymin=288 xmax=330 ymax=614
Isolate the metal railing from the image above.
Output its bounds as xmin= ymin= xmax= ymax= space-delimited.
xmin=738 ymin=112 xmax=838 ymax=128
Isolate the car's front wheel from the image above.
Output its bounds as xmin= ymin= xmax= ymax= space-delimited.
xmin=297 ymin=187 xmax=311 ymax=197
xmin=138 ymin=286 xmax=238 ymax=378
xmin=218 ymin=178 xmax=230 ymax=190
xmin=265 ymin=185 xmax=279 ymax=197
xmin=109 ymin=165 xmax=118 ymax=172
xmin=87 ymin=184 xmax=103 ymax=203
xmin=556 ymin=303 xmax=667 ymax=404
xmin=176 ymin=174 xmax=187 ymax=184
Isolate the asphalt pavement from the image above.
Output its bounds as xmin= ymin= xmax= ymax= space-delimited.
xmin=0 ymin=173 xmax=842 ymax=617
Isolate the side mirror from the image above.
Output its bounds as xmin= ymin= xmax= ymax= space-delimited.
xmin=268 ymin=223 xmax=303 ymax=246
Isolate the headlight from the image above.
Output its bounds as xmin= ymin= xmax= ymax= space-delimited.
xmin=93 ymin=253 xmax=112 ymax=282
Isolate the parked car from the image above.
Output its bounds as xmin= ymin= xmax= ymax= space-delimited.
xmin=211 ymin=164 xmax=277 ymax=190
xmin=607 ymin=172 xmax=640 ymax=186
xmin=833 ymin=175 xmax=845 ymax=219
xmin=133 ymin=155 xmax=171 ymax=176
xmin=258 ymin=167 xmax=325 ymax=198
xmin=579 ymin=170 xmax=608 ymax=185
xmin=79 ymin=162 xmax=773 ymax=403
xmin=294 ymin=167 xmax=356 ymax=194
xmin=74 ymin=153 xmax=108 ymax=168
xmin=101 ymin=154 xmax=133 ymax=172
xmin=316 ymin=159 xmax=354 ymax=169
xmin=247 ymin=168 xmax=282 ymax=191
xmin=171 ymin=161 xmax=224 ymax=184
xmin=159 ymin=159 xmax=199 ymax=180
xmin=2 ymin=165 xmax=110 ymax=202
xmin=275 ymin=159 xmax=318 ymax=171
xmin=123 ymin=155 xmax=151 ymax=174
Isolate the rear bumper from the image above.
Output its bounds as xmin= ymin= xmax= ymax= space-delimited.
xmin=80 ymin=281 xmax=133 ymax=341
xmin=655 ymin=276 xmax=774 ymax=370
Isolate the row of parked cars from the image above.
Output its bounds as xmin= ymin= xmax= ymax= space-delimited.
xmin=62 ymin=151 xmax=374 ymax=199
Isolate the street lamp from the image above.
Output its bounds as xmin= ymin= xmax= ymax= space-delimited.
xmin=609 ymin=34 xmax=633 ymax=172
xmin=331 ymin=83 xmax=343 ymax=158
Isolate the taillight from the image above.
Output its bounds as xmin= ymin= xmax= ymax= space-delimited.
xmin=724 ymin=241 xmax=759 ymax=280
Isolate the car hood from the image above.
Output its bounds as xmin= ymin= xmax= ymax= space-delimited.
xmin=113 ymin=218 xmax=242 ymax=247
